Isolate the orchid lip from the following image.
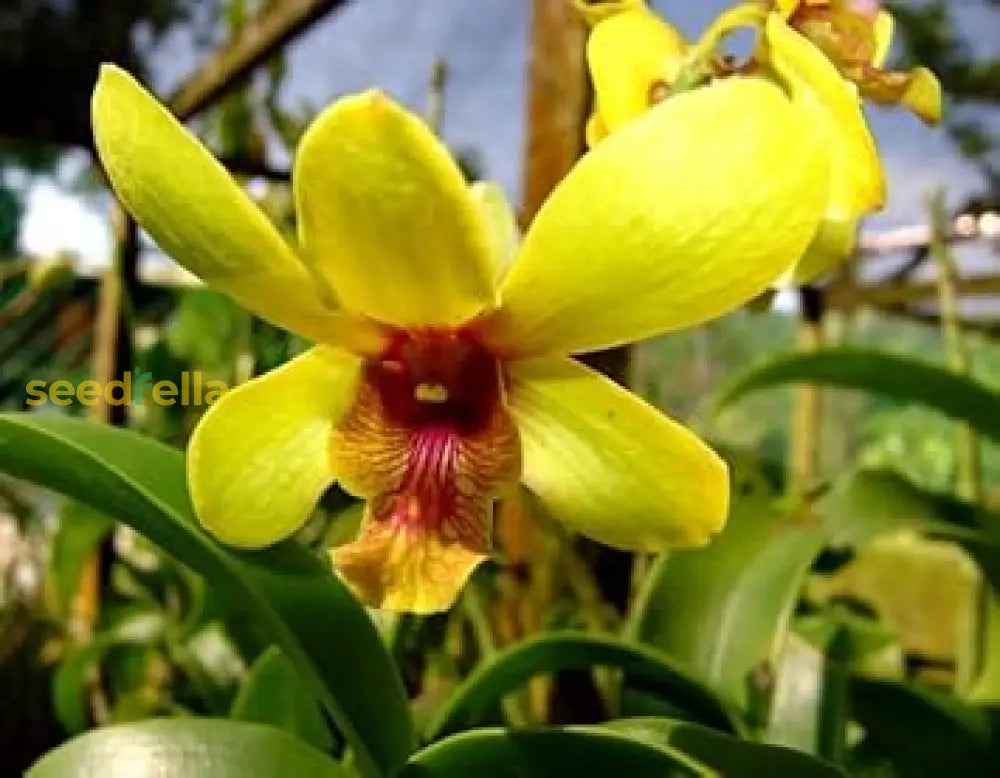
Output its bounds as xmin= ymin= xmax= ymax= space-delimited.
xmin=329 ymin=325 xmax=521 ymax=611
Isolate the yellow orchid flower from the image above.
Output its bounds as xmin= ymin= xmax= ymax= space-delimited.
xmin=92 ymin=65 xmax=827 ymax=614
xmin=776 ymin=0 xmax=942 ymax=124
xmin=577 ymin=0 xmax=941 ymax=284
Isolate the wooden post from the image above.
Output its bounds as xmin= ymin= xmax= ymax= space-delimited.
xmin=521 ymin=0 xmax=589 ymax=222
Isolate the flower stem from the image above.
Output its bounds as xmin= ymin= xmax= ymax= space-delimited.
xmin=928 ymin=189 xmax=981 ymax=502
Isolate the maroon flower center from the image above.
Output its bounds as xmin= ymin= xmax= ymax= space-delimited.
xmin=366 ymin=327 xmax=503 ymax=436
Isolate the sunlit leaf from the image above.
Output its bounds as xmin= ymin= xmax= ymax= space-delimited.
xmin=817 ymin=468 xmax=1000 ymax=588
xmin=27 ymin=719 xmax=351 ymax=778
xmin=405 ymin=726 xmax=716 ymax=777
xmin=628 ymin=494 xmax=824 ymax=708
xmin=603 ymin=718 xmax=848 ymax=776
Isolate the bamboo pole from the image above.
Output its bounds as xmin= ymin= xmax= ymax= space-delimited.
xmin=928 ymin=190 xmax=986 ymax=695
xmin=928 ymin=191 xmax=981 ymax=503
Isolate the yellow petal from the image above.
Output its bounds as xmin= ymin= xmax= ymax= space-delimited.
xmin=860 ymin=66 xmax=943 ymax=125
xmin=586 ymin=6 xmax=687 ymax=136
xmin=766 ymin=16 xmax=885 ymax=219
xmin=294 ymin=91 xmax=496 ymax=328
xmin=188 ymin=347 xmax=362 ymax=548
xmin=470 ymin=181 xmax=520 ymax=283
xmin=508 ymin=356 xmax=729 ymax=550
xmin=485 ymin=77 xmax=827 ymax=357
xmin=91 ymin=65 xmax=368 ymax=348
xmin=334 ymin=509 xmax=487 ymax=615
xmin=872 ymin=9 xmax=894 ymax=68
xmin=574 ymin=0 xmax=647 ymax=27
xmin=789 ymin=215 xmax=859 ymax=284
xmin=585 ymin=110 xmax=610 ymax=146
xmin=775 ymin=0 xmax=802 ymax=19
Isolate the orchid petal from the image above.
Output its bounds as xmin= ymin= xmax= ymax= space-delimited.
xmin=485 ymin=77 xmax=827 ymax=357
xmin=509 ymin=356 xmax=728 ymax=550
xmin=586 ymin=6 xmax=686 ymax=138
xmin=294 ymin=92 xmax=496 ymax=328
xmin=188 ymin=347 xmax=362 ymax=548
xmin=92 ymin=66 xmax=370 ymax=348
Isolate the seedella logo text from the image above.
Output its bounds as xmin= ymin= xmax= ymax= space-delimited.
xmin=25 ymin=370 xmax=229 ymax=408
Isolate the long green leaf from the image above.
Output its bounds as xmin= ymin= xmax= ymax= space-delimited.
xmin=714 ymin=348 xmax=1000 ymax=443
xmin=628 ymin=494 xmax=824 ymax=708
xmin=404 ymin=727 xmax=715 ymax=777
xmin=426 ymin=631 xmax=742 ymax=742
xmin=27 ymin=719 xmax=350 ymax=777
xmin=817 ymin=468 xmax=1000 ymax=588
xmin=0 ymin=413 xmax=411 ymax=778
xmin=231 ymin=646 xmax=333 ymax=752
xmin=603 ymin=718 xmax=847 ymax=776
xmin=850 ymin=677 xmax=998 ymax=776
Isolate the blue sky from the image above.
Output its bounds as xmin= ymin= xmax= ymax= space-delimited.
xmin=19 ymin=0 xmax=999 ymax=266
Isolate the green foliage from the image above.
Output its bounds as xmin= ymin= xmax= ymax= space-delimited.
xmin=427 ymin=631 xmax=742 ymax=742
xmin=629 ymin=491 xmax=824 ymax=709
xmin=817 ymin=468 xmax=1000 ymax=588
xmin=715 ymin=348 xmax=1000 ymax=444
xmin=849 ymin=678 xmax=999 ymax=776
xmin=0 ymin=413 xmax=412 ymax=778
xmin=26 ymin=719 xmax=351 ymax=778
xmin=405 ymin=726 xmax=720 ymax=778
xmin=231 ymin=646 xmax=333 ymax=752
xmin=166 ymin=289 xmax=249 ymax=372
xmin=604 ymin=718 xmax=847 ymax=776
xmin=45 ymin=500 xmax=112 ymax=617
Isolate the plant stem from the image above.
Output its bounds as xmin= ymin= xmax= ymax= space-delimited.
xmin=928 ymin=189 xmax=981 ymax=502
xmin=788 ymin=286 xmax=825 ymax=516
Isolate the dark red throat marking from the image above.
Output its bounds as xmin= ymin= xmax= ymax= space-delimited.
xmin=368 ymin=327 xmax=503 ymax=436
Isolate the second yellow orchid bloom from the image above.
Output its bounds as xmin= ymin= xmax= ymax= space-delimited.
xmin=777 ymin=0 xmax=941 ymax=124
xmin=92 ymin=64 xmax=827 ymax=614
xmin=578 ymin=0 xmax=942 ymax=284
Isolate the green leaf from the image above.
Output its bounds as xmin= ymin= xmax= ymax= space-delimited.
xmin=628 ymin=494 xmax=824 ymax=708
xmin=764 ymin=634 xmax=826 ymax=756
xmin=714 ymin=348 xmax=1000 ymax=444
xmin=404 ymin=727 xmax=716 ymax=777
xmin=603 ymin=718 xmax=847 ymax=776
xmin=817 ymin=468 xmax=1000 ymax=588
xmin=167 ymin=288 xmax=247 ymax=369
xmin=426 ymin=631 xmax=742 ymax=742
xmin=27 ymin=718 xmax=351 ymax=777
xmin=0 ymin=413 xmax=411 ymax=778
xmin=52 ymin=608 xmax=169 ymax=733
xmin=46 ymin=499 xmax=113 ymax=616
xmin=232 ymin=646 xmax=333 ymax=752
xmin=850 ymin=677 xmax=998 ymax=776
